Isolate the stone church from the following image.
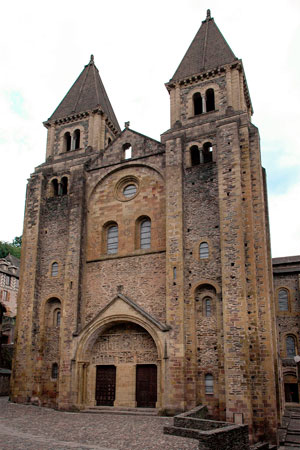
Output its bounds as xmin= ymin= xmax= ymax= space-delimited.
xmin=11 ymin=10 xmax=282 ymax=443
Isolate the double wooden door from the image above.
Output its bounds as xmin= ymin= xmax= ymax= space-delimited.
xmin=95 ymin=365 xmax=116 ymax=406
xmin=136 ymin=364 xmax=157 ymax=408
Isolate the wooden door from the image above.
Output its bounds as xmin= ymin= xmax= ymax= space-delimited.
xmin=136 ymin=364 xmax=157 ymax=408
xmin=95 ymin=365 xmax=116 ymax=406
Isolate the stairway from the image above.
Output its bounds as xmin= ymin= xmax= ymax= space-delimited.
xmin=81 ymin=406 xmax=158 ymax=416
xmin=278 ymin=406 xmax=300 ymax=448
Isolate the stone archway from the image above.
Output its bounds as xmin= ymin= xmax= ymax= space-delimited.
xmin=80 ymin=322 xmax=159 ymax=408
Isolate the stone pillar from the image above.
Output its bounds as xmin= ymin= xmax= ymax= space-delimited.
xmin=114 ymin=365 xmax=136 ymax=407
xmin=164 ymin=134 xmax=185 ymax=413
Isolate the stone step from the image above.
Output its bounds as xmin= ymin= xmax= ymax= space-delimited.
xmin=81 ymin=406 xmax=158 ymax=416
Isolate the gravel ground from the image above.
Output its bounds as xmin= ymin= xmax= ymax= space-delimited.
xmin=0 ymin=397 xmax=199 ymax=450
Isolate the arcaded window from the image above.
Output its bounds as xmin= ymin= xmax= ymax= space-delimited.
xmin=123 ymin=143 xmax=132 ymax=160
xmin=64 ymin=132 xmax=71 ymax=152
xmin=51 ymin=363 xmax=58 ymax=379
xmin=278 ymin=289 xmax=289 ymax=311
xmin=205 ymin=297 xmax=212 ymax=317
xmin=190 ymin=145 xmax=200 ymax=166
xmin=286 ymin=336 xmax=297 ymax=358
xmin=199 ymin=242 xmax=209 ymax=259
xmin=107 ymin=225 xmax=118 ymax=254
xmin=51 ymin=179 xmax=59 ymax=196
xmin=203 ymin=142 xmax=213 ymax=163
xmin=51 ymin=262 xmax=58 ymax=277
xmin=205 ymin=374 xmax=214 ymax=394
xmin=140 ymin=219 xmax=151 ymax=249
xmin=193 ymin=92 xmax=202 ymax=115
xmin=61 ymin=177 xmax=68 ymax=195
xmin=206 ymin=89 xmax=215 ymax=112
xmin=74 ymin=129 xmax=80 ymax=149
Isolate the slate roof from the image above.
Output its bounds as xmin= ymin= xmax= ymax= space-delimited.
xmin=49 ymin=56 xmax=121 ymax=132
xmin=5 ymin=254 xmax=20 ymax=269
xmin=0 ymin=254 xmax=20 ymax=277
xmin=171 ymin=10 xmax=237 ymax=82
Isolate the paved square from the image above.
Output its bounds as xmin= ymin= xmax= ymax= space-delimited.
xmin=0 ymin=397 xmax=198 ymax=450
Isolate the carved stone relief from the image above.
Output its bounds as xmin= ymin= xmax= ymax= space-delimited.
xmin=87 ymin=323 xmax=158 ymax=365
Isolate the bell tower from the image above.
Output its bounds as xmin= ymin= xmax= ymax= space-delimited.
xmin=43 ymin=55 xmax=120 ymax=161
xmin=162 ymin=10 xmax=280 ymax=443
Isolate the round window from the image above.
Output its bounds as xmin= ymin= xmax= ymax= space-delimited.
xmin=123 ymin=184 xmax=137 ymax=198
xmin=115 ymin=176 xmax=139 ymax=201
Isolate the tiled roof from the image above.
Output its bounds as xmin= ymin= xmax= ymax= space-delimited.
xmin=49 ymin=56 xmax=120 ymax=132
xmin=171 ymin=10 xmax=237 ymax=82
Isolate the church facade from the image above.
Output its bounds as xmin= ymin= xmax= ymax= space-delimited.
xmin=11 ymin=11 xmax=281 ymax=443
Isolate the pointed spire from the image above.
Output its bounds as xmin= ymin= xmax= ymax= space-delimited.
xmin=49 ymin=56 xmax=120 ymax=132
xmin=171 ymin=11 xmax=237 ymax=81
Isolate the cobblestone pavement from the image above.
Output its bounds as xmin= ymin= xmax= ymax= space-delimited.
xmin=0 ymin=397 xmax=198 ymax=450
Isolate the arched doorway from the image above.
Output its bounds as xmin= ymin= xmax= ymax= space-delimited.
xmin=284 ymin=373 xmax=299 ymax=403
xmin=84 ymin=322 xmax=159 ymax=408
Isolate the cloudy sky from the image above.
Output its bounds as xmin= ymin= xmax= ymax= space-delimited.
xmin=0 ymin=0 xmax=299 ymax=257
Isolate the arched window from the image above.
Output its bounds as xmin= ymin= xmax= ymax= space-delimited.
xmin=51 ymin=363 xmax=58 ymax=379
xmin=199 ymin=242 xmax=209 ymax=259
xmin=206 ymin=89 xmax=215 ymax=112
xmin=123 ymin=143 xmax=132 ymax=160
xmin=286 ymin=336 xmax=297 ymax=358
xmin=51 ymin=262 xmax=58 ymax=277
xmin=190 ymin=146 xmax=200 ymax=166
xmin=73 ymin=129 xmax=80 ymax=149
xmin=203 ymin=142 xmax=213 ymax=163
xmin=64 ymin=132 xmax=71 ymax=152
xmin=205 ymin=374 xmax=214 ymax=394
xmin=205 ymin=297 xmax=212 ymax=317
xmin=193 ymin=92 xmax=202 ymax=115
xmin=278 ymin=289 xmax=289 ymax=311
xmin=51 ymin=179 xmax=59 ymax=196
xmin=140 ymin=219 xmax=151 ymax=249
xmin=54 ymin=309 xmax=61 ymax=327
xmin=107 ymin=225 xmax=118 ymax=254
xmin=61 ymin=177 xmax=68 ymax=195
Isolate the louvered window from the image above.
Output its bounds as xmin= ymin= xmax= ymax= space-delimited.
xmin=286 ymin=336 xmax=296 ymax=358
xmin=200 ymin=242 xmax=209 ymax=259
xmin=140 ymin=220 xmax=151 ymax=249
xmin=123 ymin=184 xmax=137 ymax=198
xmin=278 ymin=289 xmax=289 ymax=311
xmin=51 ymin=262 xmax=58 ymax=277
xmin=107 ymin=225 xmax=118 ymax=254
xmin=205 ymin=374 xmax=214 ymax=394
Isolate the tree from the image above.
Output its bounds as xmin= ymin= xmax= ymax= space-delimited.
xmin=0 ymin=236 xmax=22 ymax=259
xmin=12 ymin=236 xmax=22 ymax=248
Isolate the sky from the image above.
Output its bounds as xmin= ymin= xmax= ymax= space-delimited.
xmin=0 ymin=0 xmax=299 ymax=257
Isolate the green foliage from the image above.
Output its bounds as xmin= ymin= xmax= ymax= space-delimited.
xmin=0 ymin=236 xmax=22 ymax=259
xmin=12 ymin=235 xmax=22 ymax=248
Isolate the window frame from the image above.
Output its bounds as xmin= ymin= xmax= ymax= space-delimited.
xmin=140 ymin=218 xmax=151 ymax=249
xmin=278 ymin=288 xmax=289 ymax=312
xmin=107 ymin=224 xmax=119 ymax=254
xmin=199 ymin=242 xmax=209 ymax=259
xmin=205 ymin=374 xmax=214 ymax=394
xmin=286 ymin=335 xmax=297 ymax=358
